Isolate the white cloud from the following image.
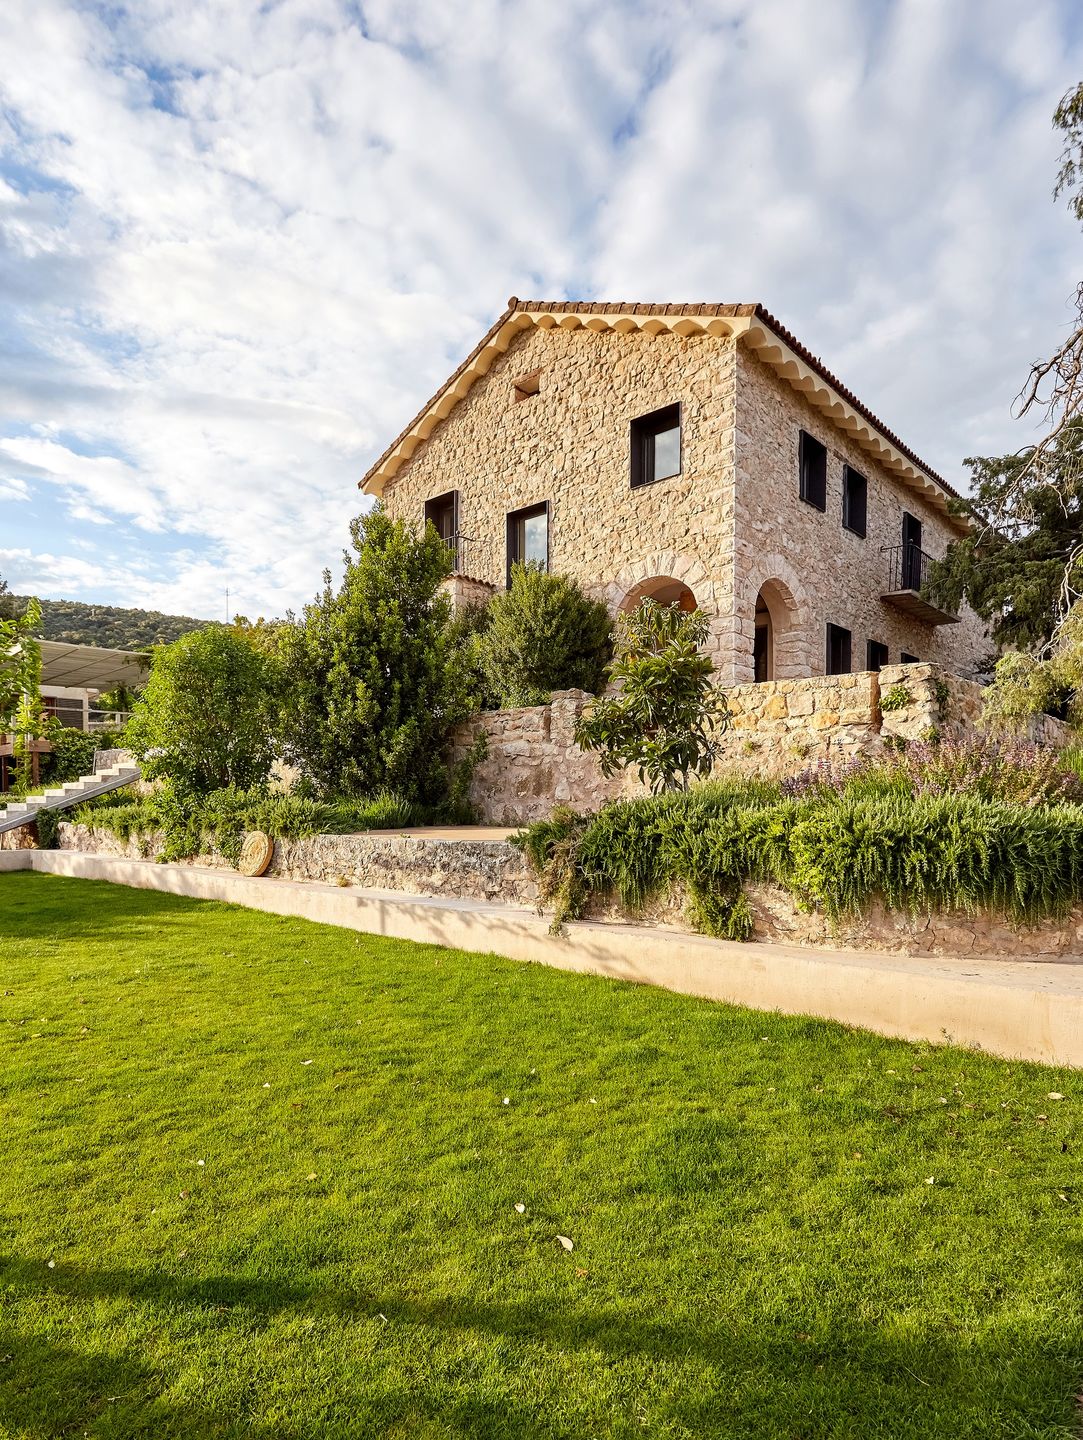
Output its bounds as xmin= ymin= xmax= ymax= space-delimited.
xmin=0 ymin=0 xmax=1081 ymax=613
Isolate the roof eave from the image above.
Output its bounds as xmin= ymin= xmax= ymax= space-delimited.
xmin=359 ymin=299 xmax=968 ymax=530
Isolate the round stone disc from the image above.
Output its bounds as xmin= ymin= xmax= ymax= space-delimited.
xmin=238 ymin=830 xmax=274 ymax=877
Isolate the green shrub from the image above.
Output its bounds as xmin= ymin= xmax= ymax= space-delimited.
xmin=879 ymin=683 xmax=911 ymax=712
xmin=276 ymin=508 xmax=473 ymax=802
xmin=73 ymin=783 xmax=429 ymax=865
xmin=514 ymin=781 xmax=1083 ymax=939
xmin=574 ymin=600 xmax=730 ymax=793
xmin=127 ymin=626 xmax=277 ymax=795
xmin=475 ymin=564 xmax=612 ymax=708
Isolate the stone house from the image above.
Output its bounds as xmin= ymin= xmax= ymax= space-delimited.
xmin=361 ymin=299 xmax=987 ymax=683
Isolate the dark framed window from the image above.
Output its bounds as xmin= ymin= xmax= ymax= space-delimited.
xmin=506 ymin=501 xmax=549 ymax=586
xmin=424 ymin=490 xmax=460 ymax=570
xmin=630 ymin=403 xmax=681 ymax=488
xmin=799 ymin=430 xmax=827 ymax=511
xmin=866 ymin=639 xmax=889 ymax=672
xmin=842 ymin=466 xmax=867 ymax=538
xmin=901 ymin=652 xmax=920 ymax=665
xmin=901 ymin=512 xmax=923 ymax=589
xmin=826 ymin=623 xmax=852 ymax=676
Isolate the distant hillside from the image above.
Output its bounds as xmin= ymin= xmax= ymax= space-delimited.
xmin=16 ymin=596 xmax=210 ymax=650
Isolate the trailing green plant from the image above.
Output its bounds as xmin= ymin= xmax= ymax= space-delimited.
xmin=474 ymin=564 xmax=612 ymax=708
xmin=34 ymin=808 xmax=61 ymax=850
xmin=127 ymin=625 xmax=278 ymax=795
xmin=574 ymin=600 xmax=730 ymax=793
xmin=515 ymin=777 xmax=1083 ymax=940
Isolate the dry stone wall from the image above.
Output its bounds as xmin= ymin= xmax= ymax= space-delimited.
xmin=448 ymin=664 xmax=1075 ymax=822
xmin=55 ymin=824 xmax=537 ymax=905
xmin=876 ymin=663 xmax=1073 ymax=748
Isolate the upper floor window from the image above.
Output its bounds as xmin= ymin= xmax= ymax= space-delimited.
xmin=799 ymin=430 xmax=827 ymax=511
xmin=630 ymin=403 xmax=681 ymax=488
xmin=506 ymin=501 xmax=549 ymax=586
xmin=424 ymin=490 xmax=460 ymax=569
xmin=842 ymin=466 xmax=867 ymax=538
xmin=866 ymin=639 xmax=889 ymax=672
xmin=826 ymin=622 xmax=852 ymax=675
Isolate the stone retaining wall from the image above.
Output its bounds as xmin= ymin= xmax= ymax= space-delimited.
xmin=449 ymin=665 xmax=1075 ymax=823
xmin=55 ymin=824 xmax=537 ymax=906
xmin=877 ymin=663 xmax=1073 ymax=748
xmin=51 ymin=821 xmax=1083 ymax=960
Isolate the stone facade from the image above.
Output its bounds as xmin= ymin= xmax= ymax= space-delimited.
xmin=385 ymin=324 xmax=739 ymax=665
xmin=379 ymin=315 xmax=987 ymax=681
xmin=733 ymin=349 xmax=988 ymax=682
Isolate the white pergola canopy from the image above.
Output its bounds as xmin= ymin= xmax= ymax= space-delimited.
xmin=39 ymin=640 xmax=150 ymax=691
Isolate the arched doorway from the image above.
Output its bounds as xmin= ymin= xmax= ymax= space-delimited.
xmin=619 ymin=575 xmax=698 ymax=614
xmin=753 ymin=579 xmax=800 ymax=681
xmin=754 ymin=592 xmax=773 ymax=682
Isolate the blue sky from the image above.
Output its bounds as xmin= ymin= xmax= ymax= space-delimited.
xmin=1 ymin=0 xmax=1081 ymax=619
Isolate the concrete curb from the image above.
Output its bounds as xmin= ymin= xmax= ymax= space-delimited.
xmin=9 ymin=849 xmax=1083 ymax=1067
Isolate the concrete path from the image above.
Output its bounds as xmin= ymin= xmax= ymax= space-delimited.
xmin=5 ymin=847 xmax=1083 ymax=1068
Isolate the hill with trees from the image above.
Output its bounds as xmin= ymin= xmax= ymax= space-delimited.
xmin=13 ymin=594 xmax=209 ymax=650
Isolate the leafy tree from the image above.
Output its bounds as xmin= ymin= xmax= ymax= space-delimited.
xmin=126 ymin=625 xmax=277 ymax=795
xmin=982 ymin=603 xmax=1083 ymax=733
xmin=476 ymin=563 xmax=612 ymax=707
xmin=0 ymin=573 xmax=18 ymax=620
xmin=574 ymin=600 xmax=730 ymax=793
xmin=276 ymin=508 xmax=473 ymax=800
xmin=927 ymin=420 xmax=1083 ymax=650
xmin=0 ymin=597 xmax=42 ymax=731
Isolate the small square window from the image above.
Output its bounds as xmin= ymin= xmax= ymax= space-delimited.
xmin=506 ymin=501 xmax=549 ymax=586
xmin=630 ymin=403 xmax=681 ymax=488
xmin=513 ymin=369 xmax=541 ymax=402
xmin=842 ymin=466 xmax=867 ymax=538
xmin=826 ymin=623 xmax=852 ymax=676
xmin=799 ymin=431 xmax=827 ymax=511
xmin=867 ymin=639 xmax=889 ymax=672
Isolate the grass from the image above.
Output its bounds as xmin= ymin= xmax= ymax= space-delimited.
xmin=1 ymin=873 xmax=1081 ymax=1439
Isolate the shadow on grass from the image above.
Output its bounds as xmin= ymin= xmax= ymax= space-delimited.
xmin=1 ymin=1256 xmax=1079 ymax=1438
xmin=0 ymin=872 xmax=229 ymax=944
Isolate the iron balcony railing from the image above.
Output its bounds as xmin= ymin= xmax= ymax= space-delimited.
xmin=439 ymin=532 xmax=471 ymax=575
xmin=884 ymin=542 xmax=932 ymax=593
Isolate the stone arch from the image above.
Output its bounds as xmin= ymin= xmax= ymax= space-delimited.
xmin=605 ymin=551 xmax=726 ymax=662
xmin=619 ymin=575 xmax=698 ymax=614
xmin=606 ymin=550 xmax=715 ymax=615
xmin=739 ymin=556 xmax=810 ymax=683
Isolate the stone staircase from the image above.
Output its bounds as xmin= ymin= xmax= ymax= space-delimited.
xmin=0 ymin=759 xmax=140 ymax=835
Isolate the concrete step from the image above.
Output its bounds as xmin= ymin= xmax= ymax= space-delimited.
xmin=0 ymin=760 xmax=141 ymax=834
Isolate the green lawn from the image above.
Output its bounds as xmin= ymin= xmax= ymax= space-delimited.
xmin=1 ymin=873 xmax=1081 ymax=1439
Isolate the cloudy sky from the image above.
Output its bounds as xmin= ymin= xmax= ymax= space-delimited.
xmin=1 ymin=0 xmax=1081 ymax=620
